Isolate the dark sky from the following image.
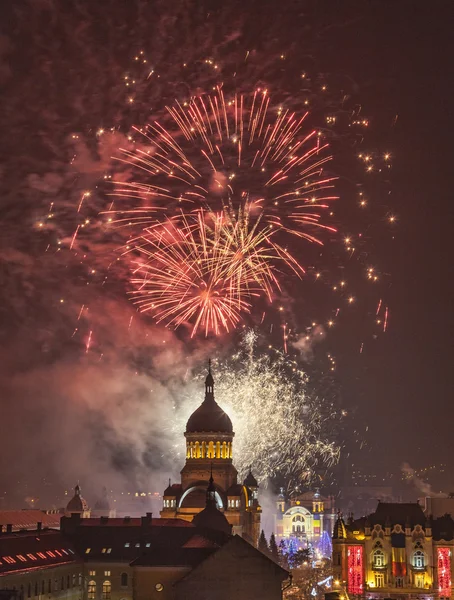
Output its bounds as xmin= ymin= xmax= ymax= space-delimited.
xmin=316 ymin=1 xmax=454 ymax=468
xmin=0 ymin=0 xmax=453 ymax=495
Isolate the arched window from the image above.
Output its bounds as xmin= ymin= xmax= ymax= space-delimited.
xmin=207 ymin=441 xmax=215 ymax=458
xmin=373 ymin=549 xmax=385 ymax=568
xmin=41 ymin=581 xmax=45 ymax=595
xmin=413 ymin=550 xmax=425 ymax=568
xmin=102 ymin=581 xmax=111 ymax=600
xmin=34 ymin=582 xmax=38 ymax=597
xmin=121 ymin=573 xmax=128 ymax=587
xmin=27 ymin=584 xmax=31 ymax=598
xmin=88 ymin=580 xmax=96 ymax=600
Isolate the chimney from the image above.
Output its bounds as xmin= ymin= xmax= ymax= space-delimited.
xmin=146 ymin=512 xmax=153 ymax=519
xmin=6 ymin=524 xmax=12 ymax=533
xmin=141 ymin=514 xmax=152 ymax=527
xmin=37 ymin=522 xmax=42 ymax=532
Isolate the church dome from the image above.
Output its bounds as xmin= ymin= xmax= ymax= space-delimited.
xmin=192 ymin=475 xmax=231 ymax=535
xmin=66 ymin=484 xmax=89 ymax=512
xmin=192 ymin=504 xmax=232 ymax=535
xmin=186 ymin=365 xmax=233 ymax=434
xmin=243 ymin=468 xmax=258 ymax=488
xmin=94 ymin=487 xmax=110 ymax=511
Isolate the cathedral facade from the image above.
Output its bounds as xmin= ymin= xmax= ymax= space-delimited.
xmin=160 ymin=365 xmax=261 ymax=546
xmin=274 ymin=488 xmax=336 ymax=556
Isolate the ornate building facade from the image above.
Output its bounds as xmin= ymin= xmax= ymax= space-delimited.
xmin=275 ymin=489 xmax=336 ymax=556
xmin=160 ymin=365 xmax=261 ymax=545
xmin=332 ymin=501 xmax=454 ymax=599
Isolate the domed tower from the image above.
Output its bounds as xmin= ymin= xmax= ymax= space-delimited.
xmin=181 ymin=362 xmax=237 ymax=493
xmin=92 ymin=487 xmax=116 ymax=518
xmin=160 ymin=362 xmax=261 ymax=546
xmin=65 ymin=484 xmax=90 ymax=518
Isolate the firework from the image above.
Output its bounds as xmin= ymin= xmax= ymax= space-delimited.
xmin=109 ymin=88 xmax=340 ymax=333
xmin=169 ymin=331 xmax=341 ymax=485
xmin=126 ymin=209 xmax=303 ymax=336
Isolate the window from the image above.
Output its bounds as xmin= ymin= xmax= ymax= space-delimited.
xmin=41 ymin=581 xmax=45 ymax=595
xmin=85 ymin=548 xmax=91 ymax=554
xmin=89 ymin=570 xmax=96 ymax=577
xmin=27 ymin=554 xmax=37 ymax=561
xmin=67 ymin=575 xmax=70 ymax=589
xmin=414 ymin=550 xmax=425 ymax=568
xmin=55 ymin=550 xmax=62 ymax=557
xmin=121 ymin=573 xmax=128 ymax=587
xmin=373 ymin=549 xmax=385 ymax=568
xmin=101 ymin=548 xmax=106 ymax=553
xmin=48 ymin=580 xmax=51 ymax=594
xmin=46 ymin=551 xmax=55 ymax=558
xmin=155 ymin=583 xmax=164 ymax=592
xmin=374 ymin=573 xmax=384 ymax=588
xmin=124 ymin=542 xmax=130 ymax=548
xmin=34 ymin=583 xmax=38 ymax=597
xmin=102 ymin=581 xmax=111 ymax=600
xmin=106 ymin=548 xmax=112 ymax=554
xmin=17 ymin=555 xmax=27 ymax=562
xmin=135 ymin=543 xmax=140 ymax=548
xmin=104 ymin=571 xmax=111 ymax=577
xmin=61 ymin=577 xmax=64 ymax=590
xmin=54 ymin=579 xmax=58 ymax=592
xmin=396 ymin=577 xmax=403 ymax=588
xmin=145 ymin=543 xmax=151 ymax=548
xmin=415 ymin=574 xmax=425 ymax=588
xmin=37 ymin=552 xmax=46 ymax=559
xmin=79 ymin=574 xmax=82 ymax=586
xmin=27 ymin=583 xmax=31 ymax=598
xmin=88 ymin=580 xmax=96 ymax=600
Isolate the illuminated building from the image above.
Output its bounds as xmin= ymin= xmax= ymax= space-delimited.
xmin=0 ymin=508 xmax=288 ymax=600
xmin=332 ymin=501 xmax=454 ymax=599
xmin=274 ymin=488 xmax=336 ymax=554
xmin=160 ymin=365 xmax=261 ymax=546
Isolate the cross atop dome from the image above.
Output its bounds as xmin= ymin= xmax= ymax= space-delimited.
xmin=186 ymin=363 xmax=233 ymax=434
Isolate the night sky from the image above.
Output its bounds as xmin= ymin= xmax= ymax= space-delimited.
xmin=0 ymin=0 xmax=453 ymax=499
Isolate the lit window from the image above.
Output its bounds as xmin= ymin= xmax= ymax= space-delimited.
xmin=17 ymin=555 xmax=27 ymax=562
xmin=106 ymin=548 xmax=112 ymax=554
xmin=88 ymin=581 xmax=96 ymax=600
xmin=68 ymin=548 xmax=75 ymax=554
xmin=414 ymin=550 xmax=425 ymax=568
xmin=121 ymin=573 xmax=128 ymax=587
xmin=124 ymin=543 xmax=130 ymax=548
xmin=104 ymin=571 xmax=111 ymax=577
xmin=101 ymin=548 xmax=106 ymax=553
xmin=61 ymin=549 xmax=69 ymax=555
xmin=72 ymin=574 xmax=76 ymax=588
xmin=89 ymin=571 xmax=96 ymax=577
xmin=3 ymin=556 xmax=16 ymax=564
xmin=102 ymin=580 xmax=111 ymax=600
xmin=155 ymin=583 xmax=164 ymax=592
xmin=27 ymin=554 xmax=37 ymax=561
xmin=145 ymin=543 xmax=151 ymax=548
xmin=373 ymin=549 xmax=385 ymax=568
xmin=135 ymin=543 xmax=140 ymax=548
xmin=375 ymin=573 xmax=384 ymax=587
xmin=85 ymin=548 xmax=91 ymax=554
xmin=37 ymin=552 xmax=46 ymax=559
xmin=34 ymin=582 xmax=38 ymax=597
xmin=416 ymin=574 xmax=425 ymax=588
xmin=55 ymin=550 xmax=62 ymax=557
